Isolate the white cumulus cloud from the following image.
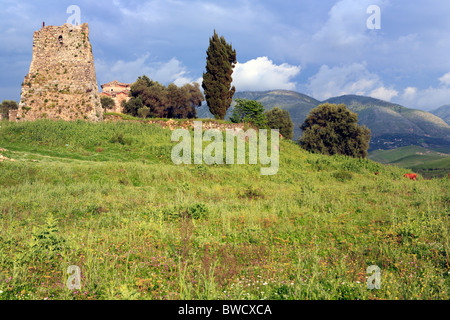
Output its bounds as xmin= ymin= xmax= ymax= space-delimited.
xmin=398 ymin=87 xmax=450 ymax=111
xmin=306 ymin=62 xmax=398 ymax=101
xmin=370 ymin=87 xmax=398 ymax=101
xmin=232 ymin=57 xmax=301 ymax=91
xmin=395 ymin=73 xmax=450 ymax=110
xmin=400 ymin=86 xmax=418 ymax=104
xmin=439 ymin=72 xmax=450 ymax=86
xmin=95 ymin=54 xmax=199 ymax=87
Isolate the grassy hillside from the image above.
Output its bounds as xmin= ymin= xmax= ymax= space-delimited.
xmin=369 ymin=146 xmax=449 ymax=164
xmin=431 ymin=105 xmax=450 ymax=126
xmin=0 ymin=119 xmax=449 ymax=300
xmin=369 ymin=146 xmax=450 ymax=179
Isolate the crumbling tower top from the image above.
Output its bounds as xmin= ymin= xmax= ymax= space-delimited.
xmin=17 ymin=23 xmax=103 ymax=121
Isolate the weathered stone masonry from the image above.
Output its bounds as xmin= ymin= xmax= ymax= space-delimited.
xmin=17 ymin=23 xmax=103 ymax=121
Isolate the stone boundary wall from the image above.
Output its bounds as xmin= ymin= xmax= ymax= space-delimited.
xmin=104 ymin=114 xmax=257 ymax=132
xmin=8 ymin=110 xmax=18 ymax=121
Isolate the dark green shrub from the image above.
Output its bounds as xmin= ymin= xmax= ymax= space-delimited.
xmin=187 ymin=203 xmax=209 ymax=220
xmin=239 ymin=186 xmax=264 ymax=200
xmin=265 ymin=107 xmax=294 ymax=139
xmin=332 ymin=170 xmax=353 ymax=182
xmin=110 ymin=133 xmax=132 ymax=145
xmin=300 ymin=103 xmax=371 ymax=158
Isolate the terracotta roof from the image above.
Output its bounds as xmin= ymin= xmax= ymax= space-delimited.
xmin=101 ymin=80 xmax=131 ymax=89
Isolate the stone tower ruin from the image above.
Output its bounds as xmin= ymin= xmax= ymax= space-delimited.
xmin=17 ymin=23 xmax=103 ymax=121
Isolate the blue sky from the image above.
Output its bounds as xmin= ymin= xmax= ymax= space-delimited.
xmin=1 ymin=0 xmax=450 ymax=111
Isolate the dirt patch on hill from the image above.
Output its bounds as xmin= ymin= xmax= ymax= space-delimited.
xmin=0 ymin=147 xmax=15 ymax=162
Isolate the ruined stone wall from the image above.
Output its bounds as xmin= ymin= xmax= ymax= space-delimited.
xmin=104 ymin=115 xmax=259 ymax=132
xmin=8 ymin=110 xmax=18 ymax=122
xmin=17 ymin=23 xmax=103 ymax=121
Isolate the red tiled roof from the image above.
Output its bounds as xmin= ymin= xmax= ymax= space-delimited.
xmin=101 ymin=80 xmax=131 ymax=89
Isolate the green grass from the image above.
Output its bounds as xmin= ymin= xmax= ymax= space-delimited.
xmin=0 ymin=120 xmax=448 ymax=300
xmin=369 ymin=146 xmax=450 ymax=179
xmin=410 ymin=157 xmax=450 ymax=180
xmin=368 ymin=145 xmax=448 ymax=164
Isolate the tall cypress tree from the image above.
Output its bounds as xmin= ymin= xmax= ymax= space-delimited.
xmin=202 ymin=30 xmax=237 ymax=120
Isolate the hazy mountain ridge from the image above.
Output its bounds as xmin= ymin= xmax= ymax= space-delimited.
xmin=324 ymin=95 xmax=450 ymax=139
xmin=431 ymin=105 xmax=450 ymax=125
xmin=197 ymin=90 xmax=450 ymax=151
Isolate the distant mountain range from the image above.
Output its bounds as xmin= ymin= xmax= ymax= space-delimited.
xmin=197 ymin=90 xmax=450 ymax=151
xmin=323 ymin=95 xmax=450 ymax=150
xmin=431 ymin=105 xmax=450 ymax=125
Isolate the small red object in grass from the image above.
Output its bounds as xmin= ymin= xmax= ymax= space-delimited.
xmin=404 ymin=173 xmax=417 ymax=181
